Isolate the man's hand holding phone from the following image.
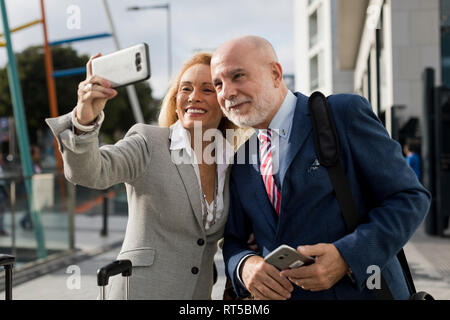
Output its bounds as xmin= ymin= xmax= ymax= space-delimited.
xmin=240 ymin=255 xmax=293 ymax=300
xmin=279 ymin=243 xmax=349 ymax=292
xmin=241 ymin=243 xmax=349 ymax=298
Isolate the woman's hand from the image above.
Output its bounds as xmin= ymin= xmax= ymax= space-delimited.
xmin=75 ymin=53 xmax=117 ymax=125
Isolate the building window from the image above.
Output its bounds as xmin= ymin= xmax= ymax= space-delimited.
xmin=310 ymin=54 xmax=319 ymax=91
xmin=309 ymin=10 xmax=318 ymax=49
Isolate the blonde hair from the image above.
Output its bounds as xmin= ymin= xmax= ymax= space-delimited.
xmin=158 ymin=52 xmax=253 ymax=151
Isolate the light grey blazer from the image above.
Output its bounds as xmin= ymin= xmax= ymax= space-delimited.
xmin=45 ymin=113 xmax=230 ymax=299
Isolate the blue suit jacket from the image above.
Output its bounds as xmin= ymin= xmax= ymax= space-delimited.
xmin=223 ymin=92 xmax=431 ymax=300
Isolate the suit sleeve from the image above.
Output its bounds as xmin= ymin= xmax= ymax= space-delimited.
xmin=45 ymin=112 xmax=151 ymax=189
xmin=332 ymin=95 xmax=431 ymax=291
xmin=222 ymin=171 xmax=255 ymax=298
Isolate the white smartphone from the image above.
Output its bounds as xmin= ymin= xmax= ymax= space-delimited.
xmin=264 ymin=244 xmax=315 ymax=270
xmin=91 ymin=43 xmax=151 ymax=88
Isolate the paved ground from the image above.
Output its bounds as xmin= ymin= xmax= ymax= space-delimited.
xmin=404 ymin=222 xmax=450 ymax=299
xmin=1 ymin=212 xmax=449 ymax=300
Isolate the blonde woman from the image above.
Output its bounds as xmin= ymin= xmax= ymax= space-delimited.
xmin=46 ymin=52 xmax=250 ymax=299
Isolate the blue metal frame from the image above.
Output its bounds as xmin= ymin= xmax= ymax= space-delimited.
xmin=49 ymin=33 xmax=112 ymax=46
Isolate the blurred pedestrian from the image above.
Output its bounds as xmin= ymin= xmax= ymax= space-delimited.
xmin=403 ymin=143 xmax=421 ymax=180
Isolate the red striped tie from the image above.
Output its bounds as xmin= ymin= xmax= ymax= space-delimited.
xmin=258 ymin=129 xmax=281 ymax=215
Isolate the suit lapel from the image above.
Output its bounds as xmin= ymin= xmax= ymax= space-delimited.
xmin=281 ymin=92 xmax=312 ymax=188
xmin=276 ymin=93 xmax=312 ymax=237
xmin=252 ymin=167 xmax=278 ymax=234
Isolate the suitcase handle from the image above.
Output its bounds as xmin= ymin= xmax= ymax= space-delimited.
xmin=97 ymin=259 xmax=132 ymax=286
xmin=0 ymin=254 xmax=15 ymax=300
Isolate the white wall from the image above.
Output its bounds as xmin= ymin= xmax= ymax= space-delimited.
xmin=294 ymin=0 xmax=334 ymax=95
xmin=390 ymin=0 xmax=441 ymax=128
xmin=331 ymin=0 xmax=355 ymax=94
xmin=294 ymin=0 xmax=310 ymax=93
xmin=294 ymin=0 xmax=355 ymax=96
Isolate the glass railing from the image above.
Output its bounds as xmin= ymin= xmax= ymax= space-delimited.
xmin=0 ymin=169 xmax=129 ymax=269
xmin=0 ymin=172 xmax=76 ymax=266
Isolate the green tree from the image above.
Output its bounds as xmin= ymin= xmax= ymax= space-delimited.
xmin=0 ymin=45 xmax=160 ymax=145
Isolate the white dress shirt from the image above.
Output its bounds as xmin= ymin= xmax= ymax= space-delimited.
xmin=259 ymin=90 xmax=297 ymax=189
xmin=169 ymin=120 xmax=234 ymax=230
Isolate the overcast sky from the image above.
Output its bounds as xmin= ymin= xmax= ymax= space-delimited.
xmin=0 ymin=0 xmax=294 ymax=99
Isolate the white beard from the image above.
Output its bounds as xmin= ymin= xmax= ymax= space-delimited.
xmin=222 ymin=99 xmax=273 ymax=128
xmin=223 ymin=107 xmax=270 ymax=128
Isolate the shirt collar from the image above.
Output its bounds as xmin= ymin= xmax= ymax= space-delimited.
xmin=170 ymin=120 xmax=192 ymax=157
xmin=267 ymin=90 xmax=297 ymax=139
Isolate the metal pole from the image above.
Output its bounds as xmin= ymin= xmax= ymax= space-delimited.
xmin=100 ymin=286 xmax=106 ymax=300
xmin=423 ymin=68 xmax=437 ymax=236
xmin=125 ymin=276 xmax=130 ymax=300
xmin=435 ymin=87 xmax=443 ymax=236
xmin=39 ymin=0 xmax=62 ymax=168
xmin=0 ymin=0 xmax=47 ymax=258
xmin=5 ymin=265 xmax=12 ymax=300
xmin=101 ymin=190 xmax=108 ymax=237
xmin=40 ymin=0 xmax=68 ymax=213
xmin=102 ymin=0 xmax=144 ymax=124
xmin=10 ymin=180 xmax=16 ymax=258
xmin=67 ymin=180 xmax=76 ymax=250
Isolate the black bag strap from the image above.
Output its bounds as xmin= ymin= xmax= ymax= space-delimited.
xmin=308 ymin=91 xmax=416 ymax=300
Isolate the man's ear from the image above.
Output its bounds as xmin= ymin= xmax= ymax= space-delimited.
xmin=270 ymin=62 xmax=283 ymax=88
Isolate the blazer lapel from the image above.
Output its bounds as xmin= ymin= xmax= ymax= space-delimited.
xmin=169 ymin=128 xmax=204 ymax=233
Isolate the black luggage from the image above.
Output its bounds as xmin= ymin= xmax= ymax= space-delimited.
xmin=97 ymin=259 xmax=132 ymax=300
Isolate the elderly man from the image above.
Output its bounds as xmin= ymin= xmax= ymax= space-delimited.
xmin=211 ymin=35 xmax=430 ymax=300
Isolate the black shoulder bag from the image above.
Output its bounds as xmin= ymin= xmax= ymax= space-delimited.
xmin=308 ymin=91 xmax=434 ymax=300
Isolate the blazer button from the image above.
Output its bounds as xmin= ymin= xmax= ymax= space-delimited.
xmin=197 ymin=239 xmax=205 ymax=246
xmin=191 ymin=267 xmax=199 ymax=275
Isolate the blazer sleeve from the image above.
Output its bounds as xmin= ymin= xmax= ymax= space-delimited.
xmin=331 ymin=95 xmax=431 ymax=291
xmin=45 ymin=112 xmax=151 ymax=189
xmin=222 ymin=171 xmax=255 ymax=298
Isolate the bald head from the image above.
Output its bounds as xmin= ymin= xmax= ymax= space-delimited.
xmin=212 ymin=35 xmax=278 ymax=66
xmin=211 ymin=36 xmax=287 ymax=129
